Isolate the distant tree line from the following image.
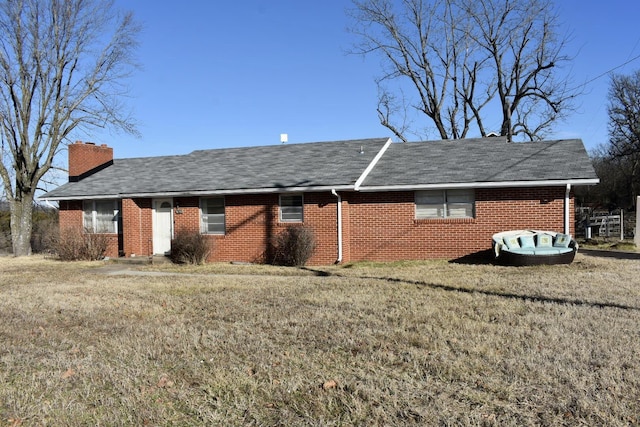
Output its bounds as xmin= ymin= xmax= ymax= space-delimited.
xmin=0 ymin=202 xmax=57 ymax=254
xmin=578 ymin=69 xmax=640 ymax=213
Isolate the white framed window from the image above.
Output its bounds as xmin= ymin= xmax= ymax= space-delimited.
xmin=200 ymin=197 xmax=225 ymax=234
xmin=280 ymin=194 xmax=303 ymax=222
xmin=415 ymin=189 xmax=475 ymax=219
xmin=83 ymin=200 xmax=119 ymax=233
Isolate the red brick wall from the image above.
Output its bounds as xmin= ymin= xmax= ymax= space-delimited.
xmin=58 ymin=200 xmax=83 ymax=232
xmin=59 ymin=186 xmax=574 ymax=264
xmin=68 ymin=142 xmax=113 ymax=179
xmin=173 ymin=193 xmax=339 ymax=264
xmin=343 ymin=187 xmax=572 ymax=261
xmin=122 ymin=198 xmax=152 ymax=257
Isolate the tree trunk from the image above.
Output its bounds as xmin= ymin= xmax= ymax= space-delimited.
xmin=10 ymin=193 xmax=34 ymax=256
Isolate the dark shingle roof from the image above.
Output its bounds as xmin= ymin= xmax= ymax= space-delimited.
xmin=43 ymin=138 xmax=391 ymax=199
xmin=359 ymin=138 xmax=598 ymax=189
xmin=42 ymin=137 xmax=598 ymax=200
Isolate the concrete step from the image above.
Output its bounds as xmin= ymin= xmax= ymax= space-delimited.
xmin=106 ymin=255 xmax=172 ymax=265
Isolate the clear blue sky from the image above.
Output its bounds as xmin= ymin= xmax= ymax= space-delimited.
xmin=89 ymin=0 xmax=640 ymax=159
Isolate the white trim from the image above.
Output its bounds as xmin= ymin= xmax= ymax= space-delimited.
xmin=353 ymin=138 xmax=393 ymax=191
xmin=152 ymin=198 xmax=173 ymax=255
xmin=40 ymin=178 xmax=600 ymax=201
xmin=356 ymin=178 xmax=600 ymax=192
xmin=564 ymin=184 xmax=571 ymax=235
xmin=331 ymin=189 xmax=342 ymax=263
xmin=41 ymin=185 xmax=356 ymax=201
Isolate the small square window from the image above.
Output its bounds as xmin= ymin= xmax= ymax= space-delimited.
xmin=280 ymin=194 xmax=303 ymax=222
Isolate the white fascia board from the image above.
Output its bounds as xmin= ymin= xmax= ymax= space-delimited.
xmin=41 ymin=185 xmax=356 ymax=201
xmin=39 ymin=194 xmax=121 ymax=201
xmin=356 ymin=178 xmax=600 ymax=192
xmin=353 ymin=138 xmax=393 ymax=191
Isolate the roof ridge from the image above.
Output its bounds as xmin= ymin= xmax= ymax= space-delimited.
xmin=188 ymin=137 xmax=390 ymax=155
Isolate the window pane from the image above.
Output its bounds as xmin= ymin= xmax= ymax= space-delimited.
xmin=95 ymin=200 xmax=115 ymax=233
xmin=281 ymin=195 xmax=302 ymax=207
xmin=417 ymin=205 xmax=445 ymax=218
xmin=280 ymin=195 xmax=303 ymax=221
xmin=447 ymin=204 xmax=473 ymax=218
xmin=83 ymin=201 xmax=93 ymax=230
xmin=201 ymin=197 xmax=225 ymax=234
xmin=447 ymin=189 xmax=474 ymax=218
xmin=416 ymin=191 xmax=445 ymax=219
xmin=205 ymin=198 xmax=224 ymax=214
xmin=447 ymin=189 xmax=473 ymax=203
xmin=416 ymin=191 xmax=444 ymax=205
xmin=206 ymin=214 xmax=225 ymax=234
xmin=281 ymin=206 xmax=303 ymax=221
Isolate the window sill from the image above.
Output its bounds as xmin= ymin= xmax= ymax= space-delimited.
xmin=414 ymin=217 xmax=475 ymax=224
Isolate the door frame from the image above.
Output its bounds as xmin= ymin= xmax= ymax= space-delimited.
xmin=152 ymin=198 xmax=174 ymax=255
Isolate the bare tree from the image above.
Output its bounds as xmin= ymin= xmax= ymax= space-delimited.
xmin=349 ymin=0 xmax=576 ymax=142
xmin=0 ymin=0 xmax=140 ymax=256
xmin=606 ymin=70 xmax=640 ymax=207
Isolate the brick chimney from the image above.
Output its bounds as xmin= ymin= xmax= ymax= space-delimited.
xmin=68 ymin=141 xmax=114 ymax=182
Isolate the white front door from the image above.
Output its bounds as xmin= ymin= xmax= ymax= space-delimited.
xmin=153 ymin=199 xmax=173 ymax=255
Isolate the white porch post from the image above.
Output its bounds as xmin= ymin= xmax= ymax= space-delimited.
xmin=564 ymin=184 xmax=571 ymax=235
xmin=331 ymin=189 xmax=343 ymax=263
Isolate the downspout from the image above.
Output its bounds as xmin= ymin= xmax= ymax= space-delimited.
xmin=564 ymin=183 xmax=571 ymax=235
xmin=331 ymin=189 xmax=342 ymax=264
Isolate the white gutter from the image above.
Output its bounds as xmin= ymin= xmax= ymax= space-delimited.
xmin=354 ymin=138 xmax=393 ymax=191
xmin=331 ymin=189 xmax=343 ymax=264
xmin=44 ymin=199 xmax=58 ymax=209
xmin=355 ymin=178 xmax=599 ymax=192
xmin=565 ymin=183 xmax=571 ymax=235
xmin=40 ymin=184 xmax=356 ymax=202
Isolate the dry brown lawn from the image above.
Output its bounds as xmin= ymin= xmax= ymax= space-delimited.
xmin=1 ymin=254 xmax=639 ymax=426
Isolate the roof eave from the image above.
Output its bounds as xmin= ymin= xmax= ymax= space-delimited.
xmin=40 ymin=184 xmax=357 ymax=201
xmin=356 ymin=178 xmax=600 ymax=192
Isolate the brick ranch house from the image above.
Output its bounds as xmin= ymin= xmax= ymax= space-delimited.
xmin=42 ymin=137 xmax=598 ymax=264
